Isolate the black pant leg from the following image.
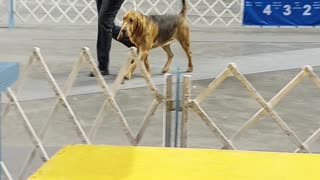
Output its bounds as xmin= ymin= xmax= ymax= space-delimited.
xmin=96 ymin=0 xmax=102 ymax=13
xmin=96 ymin=0 xmax=123 ymax=71
xmin=96 ymin=0 xmax=104 ymax=68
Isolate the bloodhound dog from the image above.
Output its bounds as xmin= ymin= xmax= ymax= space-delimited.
xmin=117 ymin=0 xmax=192 ymax=80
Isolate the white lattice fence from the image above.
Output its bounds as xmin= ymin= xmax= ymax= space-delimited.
xmin=0 ymin=0 xmax=9 ymax=26
xmin=13 ymin=0 xmax=177 ymax=25
xmin=15 ymin=0 xmax=99 ymax=24
xmin=187 ymin=0 xmax=242 ymax=26
xmin=10 ymin=0 xmax=242 ymax=26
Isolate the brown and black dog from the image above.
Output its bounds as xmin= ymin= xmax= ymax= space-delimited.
xmin=117 ymin=0 xmax=192 ymax=80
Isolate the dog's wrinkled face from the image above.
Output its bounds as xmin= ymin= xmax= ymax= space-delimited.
xmin=117 ymin=10 xmax=142 ymax=41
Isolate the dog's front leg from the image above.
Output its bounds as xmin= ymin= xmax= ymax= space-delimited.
xmin=124 ymin=58 xmax=138 ymax=80
xmin=124 ymin=49 xmax=150 ymax=80
xmin=141 ymin=51 xmax=150 ymax=73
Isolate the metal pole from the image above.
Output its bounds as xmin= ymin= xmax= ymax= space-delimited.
xmin=181 ymin=75 xmax=191 ymax=147
xmin=163 ymin=74 xmax=172 ymax=147
xmin=9 ymin=0 xmax=15 ymax=28
xmin=174 ymin=67 xmax=181 ymax=147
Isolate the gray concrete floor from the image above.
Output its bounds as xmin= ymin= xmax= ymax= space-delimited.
xmin=1 ymin=25 xmax=320 ymax=179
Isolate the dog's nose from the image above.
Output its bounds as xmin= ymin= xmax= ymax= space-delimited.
xmin=121 ymin=29 xmax=127 ymax=34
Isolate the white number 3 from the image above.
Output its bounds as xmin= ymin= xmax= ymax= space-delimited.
xmin=283 ymin=5 xmax=291 ymax=16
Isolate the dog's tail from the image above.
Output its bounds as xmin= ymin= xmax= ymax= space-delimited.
xmin=179 ymin=0 xmax=187 ymax=17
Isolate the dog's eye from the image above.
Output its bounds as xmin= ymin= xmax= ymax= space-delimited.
xmin=129 ymin=18 xmax=133 ymax=23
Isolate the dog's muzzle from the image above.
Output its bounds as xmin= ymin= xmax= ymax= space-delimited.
xmin=117 ymin=28 xmax=127 ymax=41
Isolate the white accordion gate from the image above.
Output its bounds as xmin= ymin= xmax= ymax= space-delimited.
xmin=180 ymin=63 xmax=320 ymax=153
xmin=2 ymin=48 xmax=320 ymax=179
xmin=2 ymin=47 xmax=176 ymax=180
xmin=1 ymin=0 xmax=242 ymax=27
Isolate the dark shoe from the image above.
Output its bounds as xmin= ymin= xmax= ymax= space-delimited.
xmin=89 ymin=69 xmax=110 ymax=77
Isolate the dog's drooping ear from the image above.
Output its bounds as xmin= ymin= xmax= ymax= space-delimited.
xmin=117 ymin=12 xmax=132 ymax=41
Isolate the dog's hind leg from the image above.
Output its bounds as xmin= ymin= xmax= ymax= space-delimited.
xmin=177 ymin=26 xmax=193 ymax=72
xmin=161 ymin=45 xmax=174 ymax=74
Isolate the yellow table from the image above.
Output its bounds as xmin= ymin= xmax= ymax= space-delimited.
xmin=28 ymin=145 xmax=320 ymax=180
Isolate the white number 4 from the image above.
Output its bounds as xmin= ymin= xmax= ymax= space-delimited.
xmin=263 ymin=5 xmax=272 ymax=15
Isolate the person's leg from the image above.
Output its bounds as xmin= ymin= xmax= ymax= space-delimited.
xmin=112 ymin=23 xmax=136 ymax=48
xmin=96 ymin=0 xmax=102 ymax=13
xmin=96 ymin=0 xmax=124 ymax=75
xmin=95 ymin=0 xmax=110 ymax=75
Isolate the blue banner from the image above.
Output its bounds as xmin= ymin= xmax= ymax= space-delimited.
xmin=243 ymin=0 xmax=320 ymax=26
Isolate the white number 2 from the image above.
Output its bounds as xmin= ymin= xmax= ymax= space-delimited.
xmin=263 ymin=5 xmax=272 ymax=15
xmin=283 ymin=5 xmax=291 ymax=16
xmin=303 ymin=4 xmax=312 ymax=16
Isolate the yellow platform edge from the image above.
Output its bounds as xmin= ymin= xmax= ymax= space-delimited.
xmin=28 ymin=145 xmax=320 ymax=180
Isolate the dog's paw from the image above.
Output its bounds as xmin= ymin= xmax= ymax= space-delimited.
xmin=124 ymin=74 xmax=131 ymax=80
xmin=161 ymin=69 xmax=169 ymax=74
xmin=186 ymin=67 xmax=193 ymax=73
